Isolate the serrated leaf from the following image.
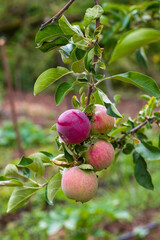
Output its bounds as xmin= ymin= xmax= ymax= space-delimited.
xmin=4 ymin=164 xmax=19 ymax=177
xmin=110 ymin=72 xmax=160 ymax=97
xmin=136 ymin=141 xmax=160 ymax=161
xmin=47 ymin=172 xmax=62 ymax=204
xmin=110 ymin=28 xmax=160 ymax=63
xmin=7 ymin=184 xmax=39 ymax=213
xmin=35 ymin=24 xmax=64 ymax=46
xmin=133 ymin=151 xmax=154 ymax=190
xmin=55 ymin=82 xmax=73 ymax=105
xmin=37 ymin=37 xmax=69 ymax=52
xmin=109 ymin=126 xmax=127 ymax=137
xmin=0 ymin=177 xmax=23 ymax=187
xmin=34 ymin=67 xmax=71 ymax=95
xmin=84 ymin=5 xmax=104 ymax=27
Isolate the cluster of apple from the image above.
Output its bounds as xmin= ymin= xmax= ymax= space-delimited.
xmin=56 ymin=104 xmax=115 ymax=203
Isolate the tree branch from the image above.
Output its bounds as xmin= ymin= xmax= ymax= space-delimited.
xmin=40 ymin=0 xmax=76 ymax=29
xmin=117 ymin=116 xmax=156 ymax=144
xmin=86 ymin=0 xmax=100 ymax=106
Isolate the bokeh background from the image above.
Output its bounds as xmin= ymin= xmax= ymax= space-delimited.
xmin=0 ymin=0 xmax=160 ymax=239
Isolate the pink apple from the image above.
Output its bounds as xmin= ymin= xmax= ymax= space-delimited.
xmin=91 ymin=104 xmax=114 ymax=134
xmin=61 ymin=166 xmax=98 ymax=202
xmin=57 ymin=109 xmax=91 ymax=144
xmin=86 ymin=140 xmax=115 ymax=171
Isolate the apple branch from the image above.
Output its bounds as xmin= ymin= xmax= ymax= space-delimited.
xmin=40 ymin=0 xmax=76 ymax=29
xmin=86 ymin=0 xmax=100 ymax=106
xmin=117 ymin=115 xmax=157 ymax=144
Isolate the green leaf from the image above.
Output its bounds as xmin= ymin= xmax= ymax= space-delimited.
xmin=136 ymin=48 xmax=148 ymax=69
xmin=92 ymin=90 xmax=104 ymax=105
xmin=94 ymin=43 xmax=101 ymax=56
xmin=110 ymin=72 xmax=160 ymax=97
xmin=4 ymin=164 xmax=19 ymax=177
xmin=28 ymin=154 xmax=45 ymax=176
xmin=51 ymin=123 xmax=57 ymax=131
xmin=72 ymin=58 xmax=85 ymax=73
xmin=37 ymin=37 xmax=69 ymax=52
xmin=72 ymin=96 xmax=80 ymax=108
xmin=94 ymin=25 xmax=104 ymax=39
xmin=114 ymin=94 xmax=121 ymax=104
xmin=84 ymin=5 xmax=104 ymax=27
xmin=123 ymin=143 xmax=134 ymax=154
xmin=85 ymin=103 xmax=95 ymax=114
xmin=35 ymin=24 xmax=64 ymax=46
xmin=40 ymin=151 xmax=54 ymax=160
xmin=110 ymin=28 xmax=160 ymax=63
xmin=0 ymin=177 xmax=23 ymax=187
xmin=29 ymin=153 xmax=51 ymax=164
xmin=55 ymin=82 xmax=73 ymax=105
xmin=136 ymin=141 xmax=160 ymax=161
xmin=75 ymin=48 xmax=86 ymax=60
xmin=47 ymin=172 xmax=62 ymax=204
xmin=7 ymin=183 xmax=39 ymax=213
xmin=17 ymin=156 xmax=33 ymax=167
xmin=79 ymin=164 xmax=94 ymax=170
xmin=109 ymin=126 xmax=127 ymax=137
xmin=59 ymin=15 xmax=80 ymax=36
xmin=133 ymin=151 xmax=154 ymax=190
xmin=98 ymin=89 xmax=122 ymax=118
xmin=34 ymin=67 xmax=71 ymax=95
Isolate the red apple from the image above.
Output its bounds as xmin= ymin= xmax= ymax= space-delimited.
xmin=61 ymin=166 xmax=98 ymax=202
xmin=57 ymin=109 xmax=91 ymax=144
xmin=91 ymin=104 xmax=114 ymax=134
xmin=86 ymin=140 xmax=115 ymax=171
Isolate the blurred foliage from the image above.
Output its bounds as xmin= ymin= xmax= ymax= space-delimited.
xmin=0 ymin=119 xmax=53 ymax=148
xmin=0 ymin=0 xmax=160 ymax=91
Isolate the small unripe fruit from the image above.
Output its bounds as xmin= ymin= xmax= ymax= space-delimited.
xmin=61 ymin=166 xmax=98 ymax=203
xmin=86 ymin=140 xmax=115 ymax=171
xmin=91 ymin=104 xmax=114 ymax=134
xmin=57 ymin=109 xmax=91 ymax=144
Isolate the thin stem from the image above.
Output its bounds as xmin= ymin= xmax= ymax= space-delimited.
xmin=117 ymin=116 xmax=156 ymax=144
xmin=40 ymin=0 xmax=76 ymax=29
xmin=95 ymin=76 xmax=110 ymax=86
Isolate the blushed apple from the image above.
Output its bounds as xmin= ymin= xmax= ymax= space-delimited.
xmin=61 ymin=166 xmax=98 ymax=202
xmin=91 ymin=104 xmax=114 ymax=134
xmin=86 ymin=140 xmax=115 ymax=171
xmin=57 ymin=109 xmax=91 ymax=144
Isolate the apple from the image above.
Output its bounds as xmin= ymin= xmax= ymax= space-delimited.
xmin=86 ymin=140 xmax=115 ymax=171
xmin=57 ymin=109 xmax=91 ymax=144
xmin=61 ymin=166 xmax=98 ymax=202
xmin=91 ymin=104 xmax=114 ymax=134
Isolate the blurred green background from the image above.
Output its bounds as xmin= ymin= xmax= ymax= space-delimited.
xmin=0 ymin=0 xmax=160 ymax=239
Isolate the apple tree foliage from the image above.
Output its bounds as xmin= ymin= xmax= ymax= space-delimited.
xmin=1 ymin=0 xmax=160 ymax=212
